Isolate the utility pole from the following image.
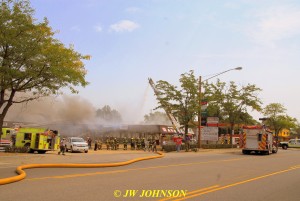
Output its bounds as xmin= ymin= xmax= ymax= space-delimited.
xmin=198 ymin=76 xmax=202 ymax=148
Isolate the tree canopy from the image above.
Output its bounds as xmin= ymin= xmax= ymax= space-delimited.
xmin=96 ymin=105 xmax=122 ymax=124
xmin=153 ymin=70 xmax=199 ymax=134
xmin=144 ymin=111 xmax=170 ymax=125
xmin=0 ymin=0 xmax=89 ymax=133
xmin=263 ymin=103 xmax=298 ymax=137
xmin=203 ymin=79 xmax=262 ymax=129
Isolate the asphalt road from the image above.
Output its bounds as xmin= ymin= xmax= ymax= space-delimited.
xmin=0 ymin=148 xmax=300 ymax=201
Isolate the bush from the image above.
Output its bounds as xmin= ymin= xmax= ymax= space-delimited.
xmin=162 ymin=143 xmax=237 ymax=152
xmin=200 ymin=144 xmax=237 ymax=149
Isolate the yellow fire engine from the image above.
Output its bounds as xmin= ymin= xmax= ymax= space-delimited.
xmin=1 ymin=127 xmax=60 ymax=154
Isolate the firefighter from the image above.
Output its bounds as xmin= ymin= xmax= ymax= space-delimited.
xmin=87 ymin=137 xmax=92 ymax=150
xmin=131 ymin=138 xmax=135 ymax=150
xmin=137 ymin=138 xmax=141 ymax=150
xmin=106 ymin=137 xmax=110 ymax=150
xmin=58 ymin=138 xmax=66 ymax=155
xmin=152 ymin=139 xmax=157 ymax=152
xmin=98 ymin=139 xmax=102 ymax=150
xmin=144 ymin=138 xmax=150 ymax=152
xmin=185 ymin=135 xmax=191 ymax=152
xmin=141 ymin=138 xmax=145 ymax=150
xmin=114 ymin=138 xmax=119 ymax=150
xmin=94 ymin=139 xmax=98 ymax=151
xmin=108 ymin=137 xmax=113 ymax=150
xmin=123 ymin=137 xmax=128 ymax=150
xmin=148 ymin=138 xmax=153 ymax=151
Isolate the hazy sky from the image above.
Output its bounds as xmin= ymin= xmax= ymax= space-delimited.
xmin=28 ymin=0 xmax=300 ymax=124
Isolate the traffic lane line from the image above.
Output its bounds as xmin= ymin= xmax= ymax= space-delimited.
xmin=0 ymin=162 xmax=11 ymax=165
xmin=158 ymin=185 xmax=220 ymax=201
xmin=28 ymin=169 xmax=129 ymax=181
xmin=168 ymin=164 xmax=300 ymax=201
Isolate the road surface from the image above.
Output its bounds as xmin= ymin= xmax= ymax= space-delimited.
xmin=0 ymin=148 xmax=299 ymax=201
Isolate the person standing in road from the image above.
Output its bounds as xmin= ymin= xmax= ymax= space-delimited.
xmin=123 ymin=137 xmax=128 ymax=150
xmin=58 ymin=138 xmax=66 ymax=155
xmin=185 ymin=135 xmax=190 ymax=152
xmin=130 ymin=138 xmax=135 ymax=150
xmin=141 ymin=138 xmax=145 ymax=150
xmin=94 ymin=139 xmax=98 ymax=151
xmin=87 ymin=137 xmax=92 ymax=150
xmin=144 ymin=139 xmax=150 ymax=152
xmin=106 ymin=137 xmax=110 ymax=150
xmin=175 ymin=137 xmax=182 ymax=152
xmin=162 ymin=139 xmax=167 ymax=151
xmin=149 ymin=139 xmax=153 ymax=151
xmin=137 ymin=137 xmax=141 ymax=150
xmin=98 ymin=139 xmax=102 ymax=150
xmin=152 ymin=140 xmax=157 ymax=152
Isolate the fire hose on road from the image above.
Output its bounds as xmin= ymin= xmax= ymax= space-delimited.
xmin=0 ymin=151 xmax=164 ymax=185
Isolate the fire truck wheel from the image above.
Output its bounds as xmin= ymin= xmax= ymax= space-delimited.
xmin=272 ymin=147 xmax=278 ymax=153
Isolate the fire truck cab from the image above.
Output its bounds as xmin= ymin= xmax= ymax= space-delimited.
xmin=240 ymin=126 xmax=278 ymax=155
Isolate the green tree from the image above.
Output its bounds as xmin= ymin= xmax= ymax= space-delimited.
xmin=153 ymin=70 xmax=199 ymax=135
xmin=96 ymin=105 xmax=122 ymax=123
xmin=204 ymin=79 xmax=262 ymax=141
xmin=263 ymin=103 xmax=298 ymax=141
xmin=144 ymin=111 xmax=170 ymax=125
xmin=0 ymin=0 xmax=89 ymax=137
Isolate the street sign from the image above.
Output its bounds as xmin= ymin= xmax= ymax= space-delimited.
xmin=201 ymin=105 xmax=208 ymax=110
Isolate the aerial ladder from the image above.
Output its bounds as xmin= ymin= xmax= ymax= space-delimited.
xmin=148 ymin=78 xmax=184 ymax=134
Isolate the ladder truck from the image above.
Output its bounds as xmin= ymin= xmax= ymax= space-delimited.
xmin=148 ymin=78 xmax=184 ymax=135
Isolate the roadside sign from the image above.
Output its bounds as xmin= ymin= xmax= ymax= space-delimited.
xmin=207 ymin=117 xmax=219 ymax=124
xmin=201 ymin=127 xmax=218 ymax=141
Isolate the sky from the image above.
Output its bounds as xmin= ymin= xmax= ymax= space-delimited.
xmin=19 ymin=0 xmax=300 ymax=124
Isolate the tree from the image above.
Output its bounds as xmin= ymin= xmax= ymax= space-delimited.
xmin=263 ymin=103 xmax=298 ymax=141
xmin=153 ymin=70 xmax=199 ymax=135
xmin=96 ymin=105 xmax=122 ymax=123
xmin=0 ymin=0 xmax=89 ymax=137
xmin=144 ymin=111 xmax=170 ymax=125
xmin=203 ymin=79 xmax=262 ymax=141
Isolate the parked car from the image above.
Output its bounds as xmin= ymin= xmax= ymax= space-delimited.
xmin=280 ymin=139 xmax=300 ymax=150
xmin=65 ymin=137 xmax=89 ymax=153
